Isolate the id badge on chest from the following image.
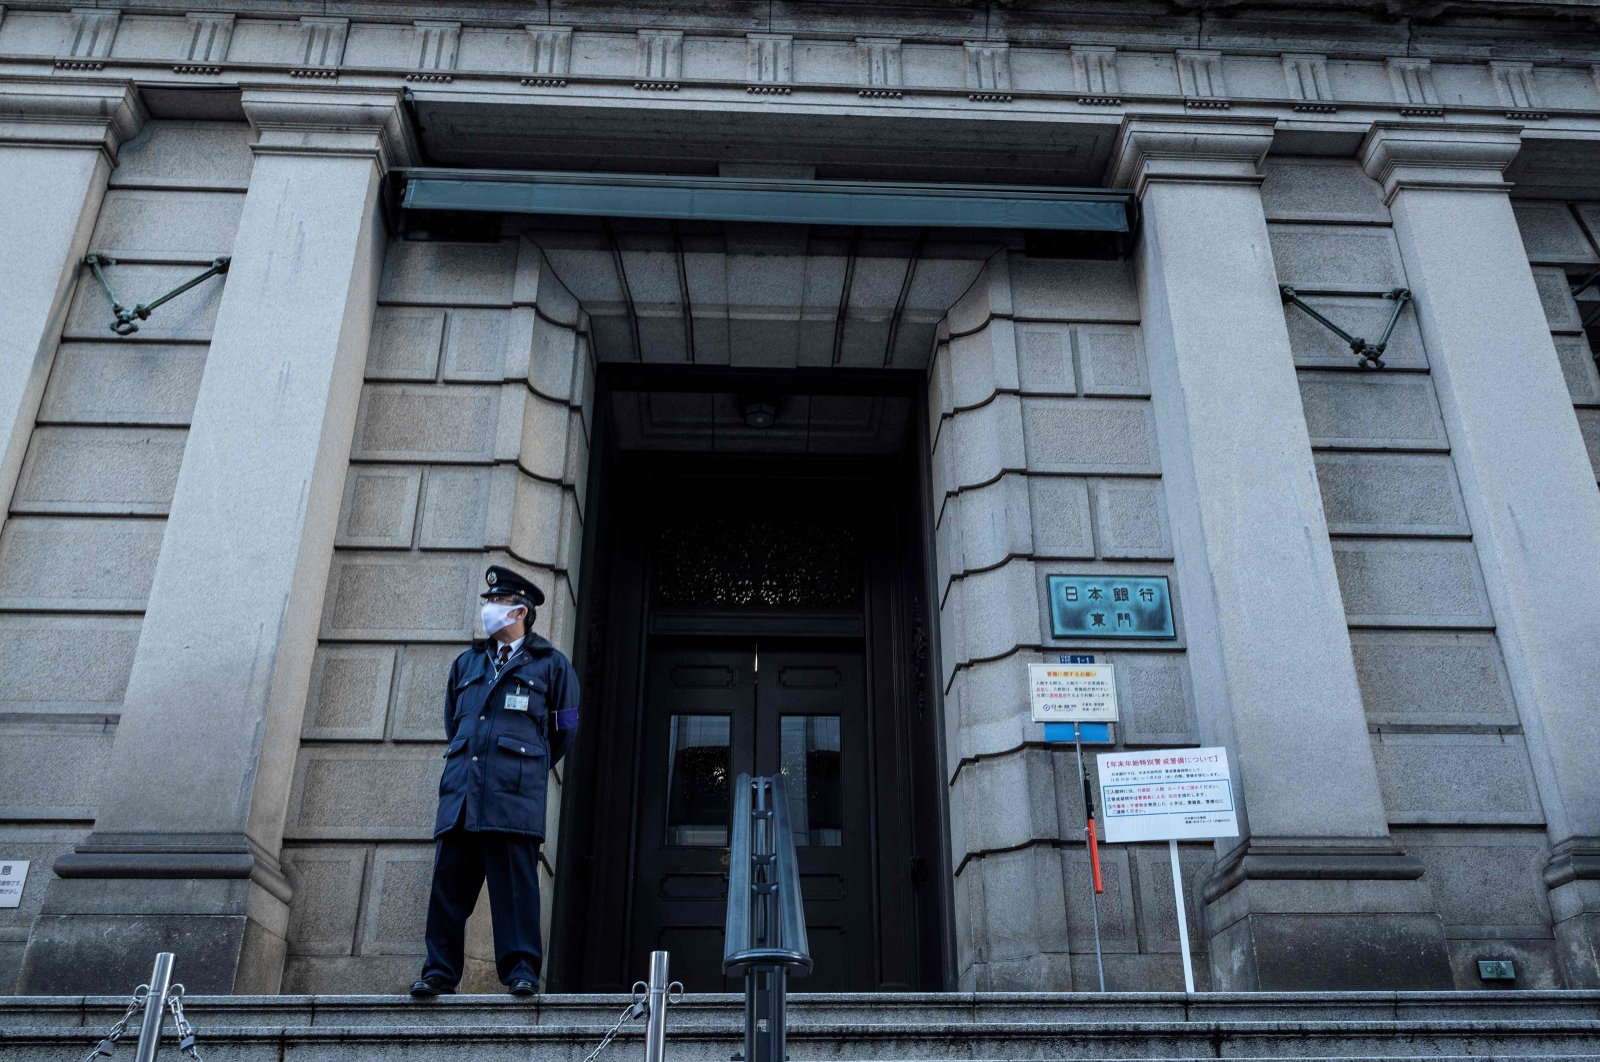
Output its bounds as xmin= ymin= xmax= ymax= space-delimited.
xmin=504 ymin=686 xmax=531 ymax=713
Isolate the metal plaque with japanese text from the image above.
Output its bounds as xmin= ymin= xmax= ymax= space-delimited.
xmin=1047 ymin=575 xmax=1175 ymax=639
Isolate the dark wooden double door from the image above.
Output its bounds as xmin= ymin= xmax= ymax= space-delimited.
xmin=563 ymin=454 xmax=946 ymax=993
xmin=634 ymin=639 xmax=872 ymax=990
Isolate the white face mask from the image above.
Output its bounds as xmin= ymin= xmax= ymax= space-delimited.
xmin=481 ymin=601 xmax=522 ymax=638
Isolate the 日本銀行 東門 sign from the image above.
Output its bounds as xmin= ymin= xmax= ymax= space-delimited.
xmin=1046 ymin=575 xmax=1175 ymax=639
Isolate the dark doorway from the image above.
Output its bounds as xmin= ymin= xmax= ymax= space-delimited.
xmin=554 ymin=373 xmax=949 ymax=992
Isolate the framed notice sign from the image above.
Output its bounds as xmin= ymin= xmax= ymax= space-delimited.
xmin=1096 ymin=747 xmax=1239 ymax=843
xmin=0 ymin=860 xmax=29 ymax=908
xmin=1029 ymin=663 xmax=1119 ymax=724
xmin=1047 ymin=575 xmax=1175 ymax=639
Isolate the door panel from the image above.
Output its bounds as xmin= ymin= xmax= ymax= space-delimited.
xmin=630 ymin=640 xmax=874 ymax=991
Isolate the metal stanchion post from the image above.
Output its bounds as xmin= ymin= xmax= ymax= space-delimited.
xmin=131 ymin=953 xmax=175 ymax=1062
xmin=643 ymin=950 xmax=681 ymax=1062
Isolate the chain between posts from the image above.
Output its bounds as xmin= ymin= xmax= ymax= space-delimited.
xmin=82 ymin=986 xmax=148 ymax=1062
xmin=165 ymin=986 xmax=204 ymax=1062
xmin=578 ymin=983 xmax=651 ymax=1062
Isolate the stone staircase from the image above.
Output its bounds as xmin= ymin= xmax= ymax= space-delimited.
xmin=5 ymin=991 xmax=1600 ymax=1061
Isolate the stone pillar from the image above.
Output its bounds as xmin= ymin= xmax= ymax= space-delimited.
xmin=1112 ymin=116 xmax=1451 ymax=990
xmin=19 ymin=88 xmax=414 ymax=994
xmin=0 ymin=79 xmax=143 ymax=531
xmin=1362 ymin=123 xmax=1600 ymax=987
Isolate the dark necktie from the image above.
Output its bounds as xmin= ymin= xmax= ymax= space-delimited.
xmin=496 ymin=644 xmax=511 ymax=671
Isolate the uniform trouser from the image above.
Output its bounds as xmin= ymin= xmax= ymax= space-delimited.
xmin=421 ymin=826 xmax=543 ymax=986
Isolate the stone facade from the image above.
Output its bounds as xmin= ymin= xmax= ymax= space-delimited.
xmin=1 ymin=0 xmax=1599 ymax=995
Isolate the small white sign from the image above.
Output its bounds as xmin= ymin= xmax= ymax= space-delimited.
xmin=1097 ymin=747 xmax=1239 ymax=843
xmin=1029 ymin=662 xmax=1119 ymax=723
xmin=0 ymin=860 xmax=30 ymax=908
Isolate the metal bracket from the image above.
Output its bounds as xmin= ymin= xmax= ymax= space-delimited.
xmin=1279 ymin=286 xmax=1412 ymax=369
xmin=84 ymin=254 xmax=231 ymax=336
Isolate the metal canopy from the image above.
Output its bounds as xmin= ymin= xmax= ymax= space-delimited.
xmin=400 ymin=169 xmax=1134 ymax=232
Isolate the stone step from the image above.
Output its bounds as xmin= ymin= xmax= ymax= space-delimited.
xmin=5 ymin=993 xmax=1600 ymax=1062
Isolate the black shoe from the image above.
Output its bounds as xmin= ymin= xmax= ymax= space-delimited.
xmin=507 ymin=978 xmax=538 ymax=997
xmin=409 ymin=976 xmax=456 ymax=997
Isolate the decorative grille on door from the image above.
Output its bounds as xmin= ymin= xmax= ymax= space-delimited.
xmin=654 ymin=519 xmax=861 ymax=608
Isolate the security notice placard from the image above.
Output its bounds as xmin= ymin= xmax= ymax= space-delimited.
xmin=1096 ymin=747 xmax=1239 ymax=843
xmin=1029 ymin=662 xmax=1119 ymax=723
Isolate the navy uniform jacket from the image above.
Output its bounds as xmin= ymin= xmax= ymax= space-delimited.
xmin=433 ymin=632 xmax=579 ymax=839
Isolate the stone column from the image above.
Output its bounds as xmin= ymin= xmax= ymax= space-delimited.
xmin=1112 ymin=116 xmax=1451 ymax=989
xmin=1362 ymin=123 xmax=1600 ymax=987
xmin=19 ymin=88 xmax=414 ymax=994
xmin=0 ymin=79 xmax=143 ymax=531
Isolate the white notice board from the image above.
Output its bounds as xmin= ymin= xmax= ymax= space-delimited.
xmin=1096 ymin=747 xmax=1239 ymax=843
xmin=0 ymin=860 xmax=29 ymax=908
xmin=1028 ymin=663 xmax=1119 ymax=723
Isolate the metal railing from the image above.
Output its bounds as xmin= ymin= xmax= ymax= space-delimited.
xmin=81 ymin=952 xmax=204 ymax=1062
xmin=723 ymin=773 xmax=812 ymax=1062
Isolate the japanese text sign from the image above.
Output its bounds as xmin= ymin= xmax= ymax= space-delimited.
xmin=1029 ymin=663 xmax=1119 ymax=724
xmin=1096 ymin=747 xmax=1239 ymax=843
xmin=1047 ymin=575 xmax=1175 ymax=639
xmin=0 ymin=860 xmax=29 ymax=908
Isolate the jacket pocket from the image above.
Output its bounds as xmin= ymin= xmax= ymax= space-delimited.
xmin=492 ymin=733 xmax=545 ymax=794
xmin=438 ymin=737 xmax=469 ymax=795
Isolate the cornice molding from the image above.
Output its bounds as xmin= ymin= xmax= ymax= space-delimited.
xmin=1109 ymin=114 xmax=1278 ymax=196
xmin=0 ymin=77 xmax=145 ymax=161
xmin=239 ymin=85 xmax=417 ymax=172
xmin=1358 ymin=120 xmax=1523 ymax=202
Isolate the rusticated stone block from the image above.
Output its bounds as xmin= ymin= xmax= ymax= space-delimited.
xmin=529 ymin=314 xmax=581 ymax=403
xmin=0 ymin=615 xmax=139 ymax=715
xmin=390 ymin=644 xmax=461 ymax=741
xmin=957 ymin=749 xmax=1060 ymax=856
xmin=320 ymin=554 xmax=480 ymax=641
xmin=1396 ymin=827 xmax=1552 ymax=935
xmin=0 ymin=828 xmax=86 ymax=935
xmin=1075 ymin=325 xmax=1148 ymax=397
xmin=38 ymin=343 xmax=206 ymax=426
xmin=12 ymin=427 xmax=185 ymax=515
xmin=1065 ymin=844 xmax=1135 ymax=950
xmin=1106 ymin=650 xmax=1194 ymax=744
xmin=1269 ymin=223 xmax=1407 ymax=292
xmin=1021 ymin=398 xmax=1159 ymax=475
xmin=943 ymin=561 xmax=1043 ymax=667
xmin=1090 ymin=478 xmax=1171 ymax=559
xmin=1372 ymin=732 xmax=1543 ymax=825
xmin=1351 ymin=630 xmax=1517 ymax=726
xmin=931 ymin=395 xmax=1026 ymax=501
xmin=946 ymin=655 xmax=1032 ymax=764
xmin=1009 ymin=257 xmax=1138 ymax=322
xmin=963 ymin=845 xmax=1071 ymax=962
xmin=1260 ymin=158 xmax=1388 ymax=224
xmin=1014 ymin=324 xmax=1075 ymax=396
xmin=301 ymin=645 xmax=396 ymax=741
xmin=508 ymin=473 xmax=567 ymax=565
xmin=417 ymin=466 xmax=494 ymax=550
xmin=365 ymin=308 xmax=444 ymax=381
xmin=1314 ymin=452 xmax=1468 ymax=536
xmin=281 ymin=845 xmax=367 ymax=956
xmin=948 ymin=321 xmax=1019 ymax=410
xmin=359 ymin=845 xmax=436 ymax=955
xmin=1026 ymin=476 xmax=1094 ymax=560
xmin=285 ymin=747 xmax=443 ymax=840
xmin=110 ymin=121 xmax=254 ymax=189
xmin=1578 ymin=408 xmax=1600 ymax=479
xmin=380 ymin=239 xmax=518 ymax=306
xmin=1532 ymin=266 xmax=1584 ymax=333
xmin=1134 ymin=843 xmax=1212 ymax=957
xmin=1298 ymin=372 xmax=1448 ymax=449
xmin=89 ymin=188 xmax=243 ymax=257
xmin=0 ymin=517 xmax=163 ymax=611
xmin=1552 ymin=334 xmax=1600 ymax=405
xmin=1512 ymin=201 xmax=1599 ymax=266
xmin=444 ymin=308 xmax=522 ymax=382
xmin=352 ymin=384 xmax=503 ymax=463
xmin=0 ymin=723 xmax=112 ymax=819
xmin=1332 ymin=539 xmax=1493 ymax=627
xmin=335 ymin=466 xmax=421 ymax=549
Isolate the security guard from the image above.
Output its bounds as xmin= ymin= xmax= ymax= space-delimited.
xmin=410 ymin=565 xmax=579 ymax=998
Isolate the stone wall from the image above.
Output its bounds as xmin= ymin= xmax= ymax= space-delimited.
xmin=0 ymin=120 xmax=248 ymax=990
xmin=1268 ymin=157 xmax=1566 ymax=987
xmin=1516 ymin=201 xmax=1600 ymax=485
xmin=277 ymin=236 xmax=593 ymax=992
xmin=931 ymin=252 xmax=1210 ymax=991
